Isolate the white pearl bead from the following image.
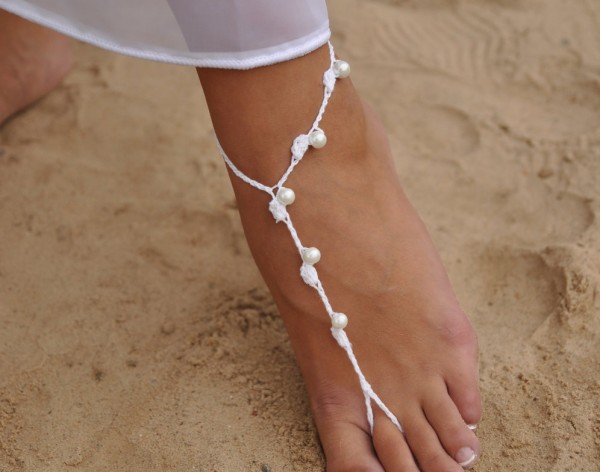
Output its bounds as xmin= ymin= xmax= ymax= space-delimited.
xmin=333 ymin=60 xmax=351 ymax=78
xmin=302 ymin=247 xmax=321 ymax=265
xmin=309 ymin=130 xmax=327 ymax=149
xmin=331 ymin=313 xmax=348 ymax=329
xmin=276 ymin=187 xmax=295 ymax=206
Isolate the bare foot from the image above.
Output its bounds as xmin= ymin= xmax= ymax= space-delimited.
xmin=0 ymin=10 xmax=72 ymax=124
xmin=198 ymin=45 xmax=482 ymax=471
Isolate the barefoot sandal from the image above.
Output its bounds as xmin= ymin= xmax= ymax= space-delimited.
xmin=215 ymin=42 xmax=402 ymax=435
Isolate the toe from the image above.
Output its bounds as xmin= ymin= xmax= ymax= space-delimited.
xmin=312 ymin=394 xmax=384 ymax=472
xmin=402 ymin=410 xmax=464 ymax=472
xmin=373 ymin=410 xmax=419 ymax=472
xmin=423 ymin=384 xmax=480 ymax=469
xmin=446 ymin=364 xmax=482 ymax=427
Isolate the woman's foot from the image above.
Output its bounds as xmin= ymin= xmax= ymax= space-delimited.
xmin=198 ymin=45 xmax=482 ymax=471
xmin=0 ymin=10 xmax=72 ymax=124
xmin=242 ymin=104 xmax=481 ymax=471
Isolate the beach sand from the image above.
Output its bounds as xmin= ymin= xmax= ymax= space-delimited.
xmin=1 ymin=0 xmax=599 ymax=470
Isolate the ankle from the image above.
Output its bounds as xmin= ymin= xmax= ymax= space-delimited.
xmin=198 ymin=45 xmax=368 ymax=185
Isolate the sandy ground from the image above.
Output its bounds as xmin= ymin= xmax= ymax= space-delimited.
xmin=1 ymin=0 xmax=599 ymax=470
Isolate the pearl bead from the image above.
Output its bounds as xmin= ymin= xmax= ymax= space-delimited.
xmin=333 ymin=60 xmax=351 ymax=78
xmin=309 ymin=130 xmax=327 ymax=149
xmin=276 ymin=187 xmax=295 ymax=206
xmin=302 ymin=247 xmax=321 ymax=265
xmin=331 ymin=313 xmax=348 ymax=329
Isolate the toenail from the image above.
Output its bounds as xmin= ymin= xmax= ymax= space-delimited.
xmin=467 ymin=423 xmax=478 ymax=431
xmin=455 ymin=447 xmax=477 ymax=469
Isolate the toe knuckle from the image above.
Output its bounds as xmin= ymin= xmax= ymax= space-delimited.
xmin=311 ymin=386 xmax=365 ymax=427
xmin=438 ymin=313 xmax=478 ymax=350
xmin=312 ymin=390 xmax=349 ymax=419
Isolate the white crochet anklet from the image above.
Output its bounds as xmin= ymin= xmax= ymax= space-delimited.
xmin=215 ymin=41 xmax=403 ymax=436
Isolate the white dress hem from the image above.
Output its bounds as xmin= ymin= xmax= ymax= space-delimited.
xmin=0 ymin=0 xmax=331 ymax=69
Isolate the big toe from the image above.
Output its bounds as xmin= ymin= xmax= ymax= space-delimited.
xmin=446 ymin=363 xmax=483 ymax=428
xmin=423 ymin=381 xmax=480 ymax=469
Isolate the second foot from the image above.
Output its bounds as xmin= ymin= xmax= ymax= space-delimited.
xmin=0 ymin=10 xmax=72 ymax=125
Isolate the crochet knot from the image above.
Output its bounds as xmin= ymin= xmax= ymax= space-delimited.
xmin=323 ymin=69 xmax=336 ymax=93
xmin=330 ymin=326 xmax=351 ymax=348
xmin=300 ymin=262 xmax=319 ymax=288
xmin=268 ymin=198 xmax=288 ymax=222
xmin=291 ymin=134 xmax=310 ymax=161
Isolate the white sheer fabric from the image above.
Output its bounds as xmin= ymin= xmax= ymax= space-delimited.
xmin=0 ymin=0 xmax=330 ymax=69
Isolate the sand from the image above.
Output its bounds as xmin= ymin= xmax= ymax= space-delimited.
xmin=1 ymin=0 xmax=599 ymax=470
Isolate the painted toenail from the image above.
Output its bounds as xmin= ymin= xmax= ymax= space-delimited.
xmin=467 ymin=423 xmax=478 ymax=431
xmin=455 ymin=447 xmax=477 ymax=469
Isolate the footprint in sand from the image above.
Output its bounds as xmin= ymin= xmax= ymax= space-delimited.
xmin=470 ymin=248 xmax=564 ymax=351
